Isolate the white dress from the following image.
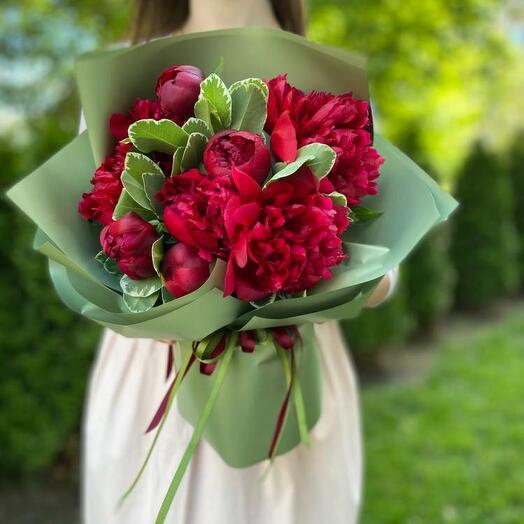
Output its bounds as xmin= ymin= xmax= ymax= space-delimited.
xmin=82 ymin=322 xmax=363 ymax=524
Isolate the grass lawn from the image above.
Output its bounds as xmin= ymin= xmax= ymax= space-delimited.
xmin=360 ymin=307 xmax=524 ymax=524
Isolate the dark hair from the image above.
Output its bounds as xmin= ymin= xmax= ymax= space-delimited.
xmin=130 ymin=0 xmax=305 ymax=43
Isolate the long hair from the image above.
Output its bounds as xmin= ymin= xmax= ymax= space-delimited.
xmin=130 ymin=0 xmax=305 ymax=43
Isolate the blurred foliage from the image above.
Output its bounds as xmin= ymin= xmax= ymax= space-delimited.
xmin=310 ymin=0 xmax=523 ymax=348
xmin=451 ymin=143 xmax=520 ymax=309
xmin=309 ymin=0 xmax=524 ymax=183
xmin=508 ymin=131 xmax=524 ymax=286
xmin=401 ymin=133 xmax=455 ymax=335
xmin=405 ymin=230 xmax=455 ymax=333
xmin=362 ymin=305 xmax=524 ymax=523
xmin=0 ymin=104 xmax=101 ymax=476
xmin=342 ymin=275 xmax=414 ymax=355
xmin=0 ymin=0 xmax=127 ymax=477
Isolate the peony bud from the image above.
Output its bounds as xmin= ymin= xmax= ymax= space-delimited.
xmin=203 ymin=130 xmax=271 ymax=184
xmin=100 ymin=212 xmax=159 ymax=279
xmin=155 ymin=65 xmax=205 ymax=124
xmin=161 ymin=243 xmax=210 ymax=298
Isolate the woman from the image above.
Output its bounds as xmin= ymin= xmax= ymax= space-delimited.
xmin=82 ymin=1 xmax=398 ymax=522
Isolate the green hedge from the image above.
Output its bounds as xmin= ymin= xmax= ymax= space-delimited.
xmin=450 ymin=142 xmax=520 ymax=309
xmin=0 ymin=118 xmax=99 ymax=477
xmin=405 ymin=228 xmax=454 ymax=335
xmin=342 ymin=272 xmax=414 ymax=356
xmin=401 ymin=137 xmax=455 ymax=335
xmin=508 ymin=132 xmax=524 ymax=287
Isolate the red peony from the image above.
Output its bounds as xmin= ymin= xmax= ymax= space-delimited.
xmin=99 ymin=212 xmax=159 ymax=279
xmin=203 ymin=130 xmax=271 ymax=184
xmin=223 ymin=167 xmax=349 ymax=301
xmin=265 ymin=74 xmax=304 ymax=133
xmin=155 ymin=65 xmax=204 ymax=124
xmin=78 ymin=142 xmax=131 ymax=225
xmin=318 ymin=128 xmax=383 ymax=205
xmin=265 ymin=75 xmax=382 ymax=205
xmin=162 ymin=243 xmax=210 ymax=298
xmin=110 ymin=98 xmax=163 ymax=141
xmin=156 ymin=168 xmax=234 ymax=261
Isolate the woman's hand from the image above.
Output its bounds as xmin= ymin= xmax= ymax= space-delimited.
xmin=365 ymin=267 xmax=399 ymax=308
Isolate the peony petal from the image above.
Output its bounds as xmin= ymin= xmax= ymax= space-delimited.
xmin=163 ymin=206 xmax=197 ymax=246
xmin=233 ymin=202 xmax=261 ymax=229
xmin=109 ymin=113 xmax=132 ymax=141
xmin=224 ymin=259 xmax=236 ymax=297
xmin=270 ymin=110 xmax=297 ymax=162
xmin=231 ymin=167 xmax=263 ymax=202
xmin=233 ymin=235 xmax=248 ymax=268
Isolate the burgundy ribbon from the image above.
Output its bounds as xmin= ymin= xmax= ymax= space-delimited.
xmin=199 ymin=336 xmax=227 ymax=375
xmin=166 ymin=343 xmax=174 ymax=380
xmin=148 ymin=325 xmax=302 ymax=459
xmin=267 ymin=341 xmax=296 ymax=459
xmin=146 ymin=353 xmax=196 ymax=433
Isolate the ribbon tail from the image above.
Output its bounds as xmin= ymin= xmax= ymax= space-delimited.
xmin=154 ymin=334 xmax=237 ymax=524
xmin=147 ymin=352 xmax=196 ymax=433
xmin=268 ymin=344 xmax=294 ymax=461
xmin=166 ymin=343 xmax=174 ymax=380
xmin=118 ymin=348 xmax=194 ymax=509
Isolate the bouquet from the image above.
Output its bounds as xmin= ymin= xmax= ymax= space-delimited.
xmin=7 ymin=27 xmax=457 ymax=523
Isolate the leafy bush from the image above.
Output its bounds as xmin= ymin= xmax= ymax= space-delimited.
xmin=508 ymin=132 xmax=524 ymax=287
xmin=450 ymin=142 xmax=520 ymax=309
xmin=342 ymin=272 xmax=414 ymax=358
xmin=401 ymin=133 xmax=455 ymax=334
xmin=405 ymin=228 xmax=455 ymax=334
xmin=0 ymin=117 xmax=100 ymax=477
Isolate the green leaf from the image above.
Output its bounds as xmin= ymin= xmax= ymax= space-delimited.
xmin=230 ymin=77 xmax=269 ymax=97
xmin=142 ymin=172 xmax=166 ymax=215
xmin=149 ymin=219 xmax=167 ymax=235
xmin=266 ymin=143 xmax=336 ymax=185
xmin=267 ymin=154 xmax=315 ymax=184
xmin=161 ymin=288 xmax=174 ymax=303
xmin=113 ymin=189 xmax=156 ymax=221
xmin=180 ymin=132 xmax=208 ymax=171
xmin=95 ymin=251 xmax=120 ymax=275
xmin=122 ymin=291 xmax=159 ymax=313
xmin=230 ymin=80 xmax=268 ymax=134
xmin=122 ymin=152 xmax=163 ymax=211
xmin=182 ymin=118 xmax=212 ymax=138
xmin=151 ymin=237 xmax=164 ymax=277
xmin=128 ymin=119 xmax=188 ymax=154
xmin=120 ymin=274 xmax=162 ymax=297
xmin=95 ymin=251 xmax=107 ymax=264
xmin=326 ymin=191 xmax=348 ymax=207
xmin=298 ymin=143 xmax=337 ymax=179
xmin=349 ymin=205 xmax=383 ymax=223
xmin=171 ymin=147 xmax=184 ymax=176
xmin=126 ymin=152 xmax=164 ymax=178
xmin=249 ymin=293 xmax=276 ymax=309
xmin=194 ymin=74 xmax=232 ymax=132
xmin=121 ymin=171 xmax=152 ymax=209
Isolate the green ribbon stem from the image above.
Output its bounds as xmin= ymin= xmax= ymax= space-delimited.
xmin=291 ymin=347 xmax=310 ymax=448
xmin=155 ymin=333 xmax=237 ymax=524
xmin=118 ymin=348 xmax=194 ymax=508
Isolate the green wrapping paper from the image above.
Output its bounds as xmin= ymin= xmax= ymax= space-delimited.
xmin=6 ymin=26 xmax=458 ymax=490
xmin=176 ymin=323 xmax=322 ymax=468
